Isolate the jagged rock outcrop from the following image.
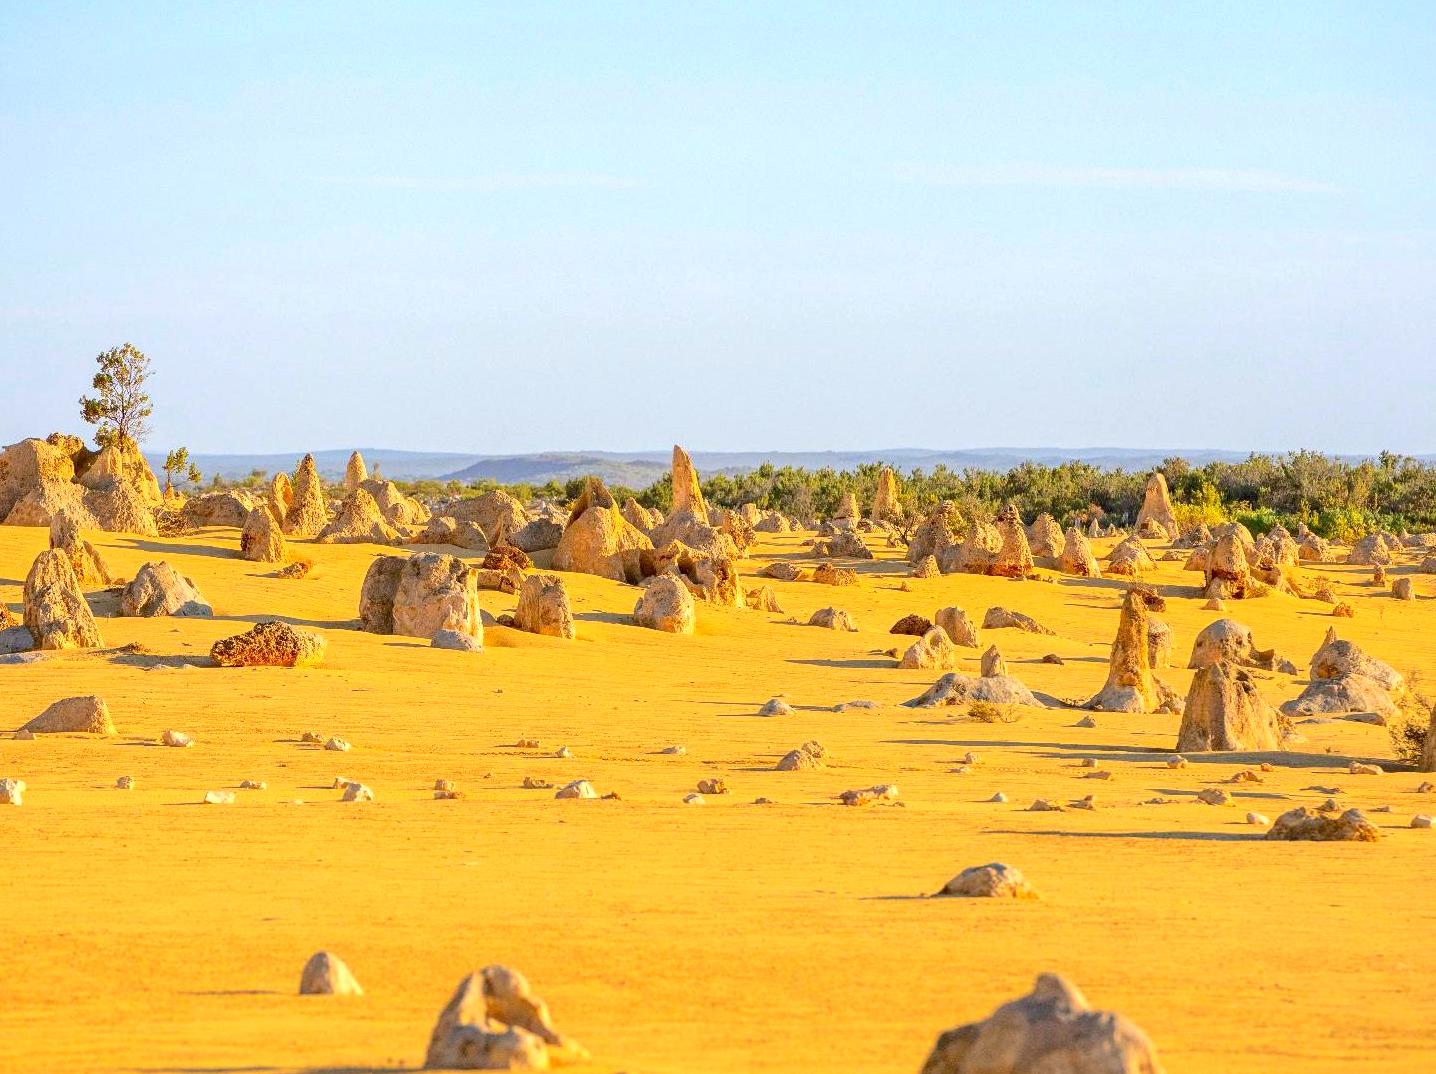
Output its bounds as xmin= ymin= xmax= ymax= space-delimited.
xmin=1177 ymin=661 xmax=1285 ymax=752
xmin=283 ymin=454 xmax=329 ymax=538
xmin=907 ymin=502 xmax=961 ymax=565
xmin=343 ymin=451 xmax=368 ymax=493
xmin=633 ymin=574 xmax=695 ymax=634
xmin=49 ymin=511 xmax=111 ymax=585
xmin=649 ymin=447 xmax=736 ymax=559
xmin=359 ymin=553 xmax=483 ymax=644
xmin=1280 ymin=629 xmax=1405 ymax=721
xmin=554 ymin=479 xmax=653 ymax=583
xmin=181 ymin=491 xmax=255 ymax=528
xmin=77 ymin=439 xmax=161 ymax=506
xmin=240 ymin=505 xmax=288 ymax=562
xmin=22 ymin=549 xmax=102 ymax=650
xmin=358 ymin=477 xmax=429 ymax=527
xmin=0 ymin=437 xmax=78 ymax=521
xmin=318 ymin=487 xmax=402 ymax=544
xmin=1058 ymin=526 xmax=1101 ymax=577
xmin=1085 ymin=590 xmax=1181 ymax=713
xmin=85 ymin=478 xmax=159 ymax=535
xmin=3 ymin=477 xmax=97 ymax=529
xmin=120 ymin=561 xmax=213 ymax=617
xmin=950 ymin=505 xmax=1033 ymax=578
xmin=621 ymin=497 xmax=660 ymax=532
xmin=1134 ymin=471 xmax=1179 ymax=540
xmin=448 ymin=490 xmax=529 ymax=545
xmin=424 ymin=966 xmax=587 ymax=1070
xmin=513 ymin=574 xmax=575 ymax=639
xmin=745 ymin=584 xmax=783 ymax=612
xmin=210 ymin=620 xmax=326 ymax=667
xmin=919 ymin=973 xmax=1164 ymax=1074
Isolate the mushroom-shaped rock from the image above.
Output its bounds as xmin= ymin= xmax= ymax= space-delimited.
xmin=210 ymin=621 xmax=326 ymax=668
xmin=22 ymin=548 xmax=102 ymax=651
xmin=634 ymin=575 xmax=696 ymax=634
xmin=299 ymin=951 xmax=363 ymax=996
xmin=1177 ymin=661 xmax=1285 ymax=753
xmin=1188 ymin=619 xmax=1281 ymax=670
xmin=936 ymin=862 xmax=1037 ymax=899
xmin=920 ymin=973 xmax=1164 ymax=1074
xmin=20 ymin=695 xmax=115 ymax=736
xmin=424 ymin=966 xmax=586 ymax=1070
xmin=119 ymin=561 xmax=213 ymax=617
xmin=1085 ymin=590 xmax=1181 ymax=714
xmin=513 ymin=573 xmax=575 ymax=639
xmin=240 ymin=505 xmax=288 ymax=563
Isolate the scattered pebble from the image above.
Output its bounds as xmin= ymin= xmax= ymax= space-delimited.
xmin=1348 ymin=761 xmax=1383 ymax=776
xmin=516 ymin=738 xmax=540 ymax=748
xmin=340 ymin=782 xmax=374 ymax=802
xmin=1028 ymin=798 xmax=1063 ymax=812
xmin=554 ymin=746 xmax=574 ymax=759
xmin=1246 ymin=812 xmax=1269 ymax=826
xmin=522 ymin=776 xmax=553 ymax=789
xmin=161 ymin=730 xmax=193 ymax=748
xmin=1167 ymin=756 xmax=1189 ymax=769
xmin=115 ymin=775 xmax=135 ymax=790
xmin=1074 ymin=715 xmax=1097 ymax=729
xmin=660 ymin=745 xmax=686 ymax=756
xmin=323 ymin=737 xmax=351 ymax=752
xmin=203 ymin=790 xmax=236 ymax=805
xmin=759 ymin=697 xmax=793 ymax=716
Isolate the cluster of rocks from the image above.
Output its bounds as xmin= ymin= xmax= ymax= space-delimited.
xmin=1281 ymin=628 xmax=1407 ymax=723
xmin=1 ymin=435 xmax=162 ymax=534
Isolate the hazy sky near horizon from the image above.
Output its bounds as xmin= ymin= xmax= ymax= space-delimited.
xmin=2 ymin=2 xmax=1433 ymax=456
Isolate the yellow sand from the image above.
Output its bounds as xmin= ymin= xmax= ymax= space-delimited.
xmin=1 ymin=525 xmax=1434 ymax=1073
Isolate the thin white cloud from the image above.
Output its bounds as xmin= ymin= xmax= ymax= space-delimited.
xmin=311 ymin=173 xmax=641 ymax=192
xmin=894 ymin=164 xmax=1341 ymax=194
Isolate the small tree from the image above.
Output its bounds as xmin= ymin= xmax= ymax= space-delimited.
xmin=80 ymin=342 xmax=153 ymax=447
xmin=163 ymin=447 xmax=190 ymax=490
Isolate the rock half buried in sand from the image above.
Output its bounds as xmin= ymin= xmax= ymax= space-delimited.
xmin=210 ymin=621 xmax=326 ymax=668
xmin=775 ymin=741 xmax=827 ymax=771
xmin=633 ymin=574 xmax=695 ymax=634
xmin=920 ymin=972 xmax=1164 ymax=1074
xmin=424 ymin=965 xmax=587 ymax=1070
xmin=555 ymin=780 xmax=597 ymax=800
xmin=935 ymin=862 xmax=1037 ymax=899
xmin=808 ymin=606 xmax=857 ymax=631
xmin=299 ymin=951 xmax=364 ymax=996
xmin=1266 ymin=806 xmax=1381 ymax=842
xmin=981 ymin=606 xmax=1055 ymax=635
xmin=20 ymin=695 xmax=115 ymax=736
xmin=119 ymin=561 xmax=212 ymax=617
xmin=838 ymin=784 xmax=898 ymax=806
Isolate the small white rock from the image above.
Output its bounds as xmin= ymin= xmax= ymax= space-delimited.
xmin=1412 ymin=814 xmax=1433 ymax=829
xmin=989 ymin=791 xmax=1008 ymax=803
xmin=0 ymin=777 xmax=26 ymax=805
xmin=203 ymin=790 xmax=236 ymax=805
xmin=340 ymin=782 xmax=374 ymax=802
xmin=1246 ymin=812 xmax=1269 ymax=826
xmin=161 ymin=729 xmax=194 ymax=748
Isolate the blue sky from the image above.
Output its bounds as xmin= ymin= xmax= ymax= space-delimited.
xmin=2 ymin=2 xmax=1432 ymax=455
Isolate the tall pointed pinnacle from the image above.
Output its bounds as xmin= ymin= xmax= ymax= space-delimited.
xmin=671 ymin=444 xmax=709 ymax=524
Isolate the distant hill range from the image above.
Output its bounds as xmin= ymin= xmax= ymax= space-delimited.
xmin=150 ymin=446 xmax=1420 ymax=486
